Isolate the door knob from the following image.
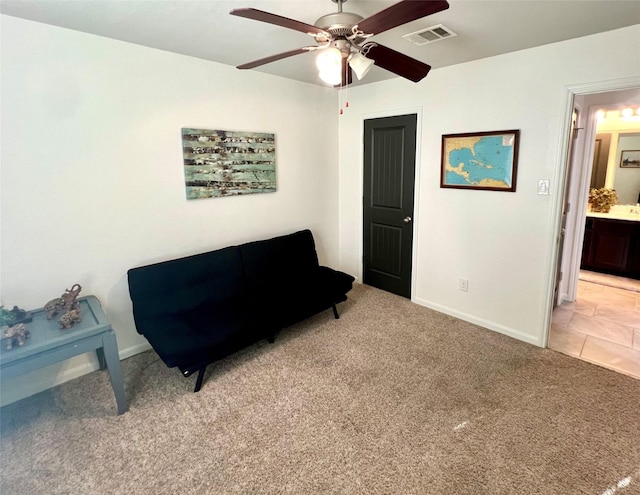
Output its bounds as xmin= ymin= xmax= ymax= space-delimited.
xmin=403 ymin=216 xmax=412 ymax=223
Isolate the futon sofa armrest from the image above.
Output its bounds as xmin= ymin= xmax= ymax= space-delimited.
xmin=316 ymin=266 xmax=356 ymax=299
xmin=260 ymin=265 xmax=355 ymax=329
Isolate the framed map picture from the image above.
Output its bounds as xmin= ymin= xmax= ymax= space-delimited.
xmin=441 ymin=129 xmax=520 ymax=192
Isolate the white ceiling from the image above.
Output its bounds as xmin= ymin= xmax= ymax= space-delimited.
xmin=2 ymin=0 xmax=640 ymax=87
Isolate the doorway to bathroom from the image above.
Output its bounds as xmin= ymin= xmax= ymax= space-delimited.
xmin=549 ymin=83 xmax=640 ymax=378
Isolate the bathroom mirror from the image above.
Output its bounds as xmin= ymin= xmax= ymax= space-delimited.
xmin=612 ymin=133 xmax=640 ymax=204
xmin=590 ymin=116 xmax=640 ymax=205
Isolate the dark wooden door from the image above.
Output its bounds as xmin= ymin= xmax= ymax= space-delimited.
xmin=363 ymin=114 xmax=417 ymax=298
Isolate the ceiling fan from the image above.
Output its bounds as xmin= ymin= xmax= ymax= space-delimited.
xmin=230 ymin=0 xmax=450 ymax=86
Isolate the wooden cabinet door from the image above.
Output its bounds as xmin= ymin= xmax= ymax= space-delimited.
xmin=581 ymin=218 xmax=594 ymax=268
xmin=592 ymin=230 xmax=630 ymax=271
xmin=583 ymin=218 xmax=637 ymax=274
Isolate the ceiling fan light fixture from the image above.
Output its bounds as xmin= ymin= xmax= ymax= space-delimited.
xmin=348 ymin=51 xmax=374 ymax=80
xmin=319 ymin=68 xmax=342 ymax=85
xmin=316 ymin=47 xmax=342 ymax=72
xmin=316 ymin=46 xmax=343 ymax=85
xmin=231 ymin=0 xmax=450 ymax=85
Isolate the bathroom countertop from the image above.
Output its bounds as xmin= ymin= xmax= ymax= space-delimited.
xmin=586 ymin=209 xmax=640 ymax=222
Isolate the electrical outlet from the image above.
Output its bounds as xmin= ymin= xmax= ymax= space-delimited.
xmin=459 ymin=279 xmax=468 ymax=292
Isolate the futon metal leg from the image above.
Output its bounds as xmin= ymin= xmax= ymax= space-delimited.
xmin=332 ymin=304 xmax=340 ymax=319
xmin=194 ymin=367 xmax=206 ymax=393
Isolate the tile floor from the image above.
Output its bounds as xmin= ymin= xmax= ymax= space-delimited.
xmin=550 ymin=275 xmax=640 ymax=379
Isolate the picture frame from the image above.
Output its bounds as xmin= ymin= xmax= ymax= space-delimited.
xmin=441 ymin=129 xmax=520 ymax=192
xmin=620 ymin=150 xmax=640 ymax=168
xmin=181 ymin=128 xmax=276 ymax=200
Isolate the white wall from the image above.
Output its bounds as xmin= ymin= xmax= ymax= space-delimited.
xmin=0 ymin=15 xmax=339 ymax=404
xmin=338 ymin=25 xmax=640 ymax=346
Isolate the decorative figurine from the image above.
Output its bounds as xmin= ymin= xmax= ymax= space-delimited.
xmin=44 ymin=283 xmax=82 ymax=319
xmin=61 ymin=284 xmax=82 ymax=311
xmin=2 ymin=323 xmax=31 ymax=350
xmin=0 ymin=306 xmax=15 ymax=327
xmin=58 ymin=304 xmax=82 ymax=329
xmin=10 ymin=305 xmax=31 ymax=324
xmin=44 ymin=297 xmax=65 ymax=320
xmin=0 ymin=305 xmax=31 ymax=327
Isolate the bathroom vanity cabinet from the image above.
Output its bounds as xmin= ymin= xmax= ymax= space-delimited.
xmin=581 ymin=216 xmax=640 ymax=279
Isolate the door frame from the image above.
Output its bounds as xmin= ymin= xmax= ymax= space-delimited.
xmin=358 ymin=106 xmax=423 ymax=300
xmin=557 ymin=103 xmax=617 ymax=304
xmin=543 ymin=76 xmax=640 ymax=347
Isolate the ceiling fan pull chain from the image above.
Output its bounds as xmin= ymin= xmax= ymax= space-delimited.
xmin=344 ymin=80 xmax=349 ymax=109
xmin=339 ymin=82 xmax=348 ymax=115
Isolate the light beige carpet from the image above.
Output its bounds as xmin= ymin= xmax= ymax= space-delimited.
xmin=1 ymin=284 xmax=639 ymax=495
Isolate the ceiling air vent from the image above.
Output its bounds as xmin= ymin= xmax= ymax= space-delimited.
xmin=402 ymin=24 xmax=457 ymax=46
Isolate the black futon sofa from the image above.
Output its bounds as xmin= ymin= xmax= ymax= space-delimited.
xmin=127 ymin=229 xmax=354 ymax=392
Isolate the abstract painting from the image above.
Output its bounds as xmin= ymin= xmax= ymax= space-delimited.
xmin=182 ymin=128 xmax=276 ymax=199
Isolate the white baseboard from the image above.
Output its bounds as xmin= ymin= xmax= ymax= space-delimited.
xmin=412 ymin=296 xmax=542 ymax=347
xmin=0 ymin=341 xmax=152 ymax=407
xmin=119 ymin=341 xmax=152 ymax=360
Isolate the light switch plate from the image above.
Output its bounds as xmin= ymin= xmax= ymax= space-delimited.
xmin=537 ymin=179 xmax=550 ymax=195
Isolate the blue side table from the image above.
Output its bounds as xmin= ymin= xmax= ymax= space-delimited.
xmin=0 ymin=296 xmax=127 ymax=415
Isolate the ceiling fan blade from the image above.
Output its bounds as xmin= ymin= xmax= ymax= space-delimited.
xmin=231 ymin=8 xmax=328 ymax=36
xmin=366 ymin=44 xmax=431 ymax=82
xmin=335 ymin=57 xmax=353 ymax=87
xmin=357 ymin=0 xmax=449 ymax=36
xmin=237 ymin=47 xmax=317 ymax=70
